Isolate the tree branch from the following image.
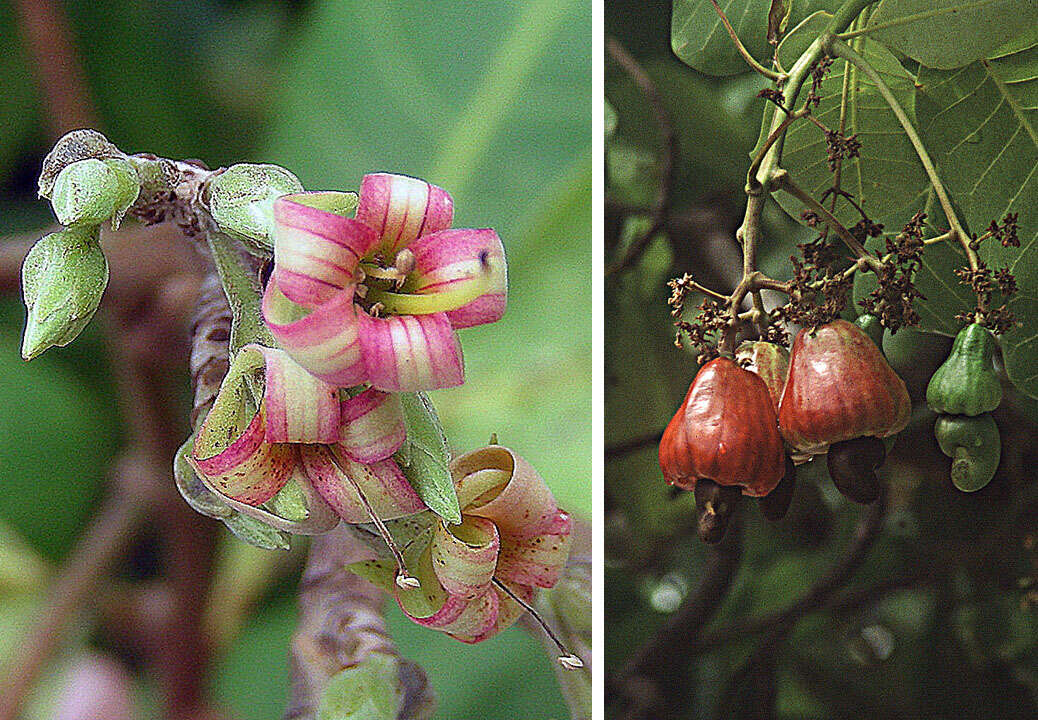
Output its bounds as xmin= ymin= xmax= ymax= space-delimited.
xmin=286 ymin=525 xmax=435 ymax=720
xmin=605 ymin=36 xmax=678 ymax=277
xmin=609 ymin=516 xmax=744 ymax=719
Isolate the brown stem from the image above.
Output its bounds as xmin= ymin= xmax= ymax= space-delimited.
xmin=772 ymin=169 xmax=883 ymax=272
xmin=12 ymin=0 xmax=100 ymax=136
xmin=0 ymin=488 xmax=147 ymax=720
xmin=286 ymin=525 xmax=435 ymax=720
xmin=606 ymin=36 xmax=678 ymax=277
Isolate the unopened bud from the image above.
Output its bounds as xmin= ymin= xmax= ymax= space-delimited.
xmin=51 ymin=158 xmax=140 ymax=228
xmin=21 ymin=226 xmax=108 ymax=360
xmin=207 ymin=163 xmax=304 ymax=254
xmin=38 ymin=129 xmax=124 ymax=199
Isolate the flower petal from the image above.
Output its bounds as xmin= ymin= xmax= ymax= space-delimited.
xmin=244 ymin=344 xmax=340 ymax=444
xmin=452 ymin=446 xmax=560 ymax=536
xmin=301 ymin=446 xmax=426 ymax=523
xmin=495 ymin=510 xmax=572 ymax=588
xmin=408 ymin=228 xmax=507 ymax=328
xmin=359 ymin=311 xmax=464 ymax=392
xmin=356 ymin=173 xmax=453 ymax=256
xmin=465 ymin=581 xmax=533 ymax=644
xmin=201 ymin=461 xmax=340 ymax=535
xmin=271 ymin=193 xmax=376 ymax=306
xmin=190 ymin=408 xmax=295 ymax=505
xmin=429 ymin=516 xmax=499 ymax=599
xmin=339 ymin=388 xmax=406 ymax=463
xmin=262 ymin=283 xmax=366 ymax=387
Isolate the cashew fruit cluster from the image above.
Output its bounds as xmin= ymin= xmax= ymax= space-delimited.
xmin=926 ymin=323 xmax=1003 ymax=492
xmin=660 ymin=318 xmax=914 ymax=542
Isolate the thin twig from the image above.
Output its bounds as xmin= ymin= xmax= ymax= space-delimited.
xmin=706 ymin=0 xmax=785 ymax=81
xmin=606 ymin=36 xmax=678 ymax=276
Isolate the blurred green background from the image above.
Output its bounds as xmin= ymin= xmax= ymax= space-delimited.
xmin=606 ymin=1 xmax=1036 ymax=718
xmin=0 ymin=1 xmax=589 ymax=718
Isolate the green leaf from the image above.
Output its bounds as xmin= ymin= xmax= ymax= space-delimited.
xmin=223 ymin=514 xmax=292 ymax=552
xmin=916 ymin=43 xmax=1037 ymax=397
xmin=318 ymin=654 xmax=403 ymax=720
xmin=395 ymin=393 xmax=461 ymax=524
xmin=671 ymin=0 xmax=837 ymax=76
xmin=760 ymin=12 xmax=930 ymax=229
xmin=864 ymin=0 xmax=1038 ymax=70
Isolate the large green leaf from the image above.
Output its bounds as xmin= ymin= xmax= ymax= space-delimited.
xmin=759 ymin=12 xmax=930 ymax=229
xmin=671 ymin=0 xmax=836 ymax=76
xmin=916 ymin=43 xmax=1037 ymax=397
xmin=865 ymin=0 xmax=1038 ymax=70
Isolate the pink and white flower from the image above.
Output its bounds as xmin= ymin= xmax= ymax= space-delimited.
xmin=188 ymin=344 xmax=425 ymax=525
xmin=262 ymin=173 xmax=507 ymax=392
xmin=349 ymin=445 xmax=573 ymax=644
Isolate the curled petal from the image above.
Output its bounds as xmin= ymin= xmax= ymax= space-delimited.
xmin=429 ymin=517 xmax=499 ymax=599
xmin=359 ymin=311 xmax=464 ymax=392
xmin=262 ymin=284 xmax=366 ymax=387
xmin=339 ymin=388 xmax=406 ymax=463
xmin=301 ymin=446 xmax=425 ymax=523
xmin=452 ymin=446 xmax=560 ymax=536
xmin=408 ymin=228 xmax=507 ymax=328
xmin=190 ymin=408 xmax=295 ymax=505
xmin=199 ymin=461 xmax=340 ymax=535
xmin=271 ymin=193 xmax=376 ymax=306
xmin=495 ymin=510 xmax=572 ymax=588
xmin=466 ymin=581 xmax=534 ymax=644
xmin=356 ymin=173 xmax=453 ymax=256
xmin=243 ymin=344 xmax=340 ymax=444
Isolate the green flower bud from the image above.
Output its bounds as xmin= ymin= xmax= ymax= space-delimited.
xmin=21 ymin=226 xmax=108 ymax=360
xmin=51 ymin=158 xmax=140 ymax=229
xmin=206 ymin=163 xmax=304 ymax=254
xmin=38 ymin=129 xmax=124 ymax=199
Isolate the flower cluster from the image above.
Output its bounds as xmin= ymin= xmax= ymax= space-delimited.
xmin=185 ymin=172 xmax=573 ymax=645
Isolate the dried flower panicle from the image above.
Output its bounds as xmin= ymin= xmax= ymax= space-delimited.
xmin=806 ymin=56 xmax=834 ymax=108
xmin=823 ymin=129 xmax=861 ymax=171
xmin=858 ymin=211 xmax=927 ymax=333
xmin=775 ymin=237 xmax=852 ymax=328
xmin=667 ymin=273 xmax=728 ymax=362
xmin=952 ymin=213 xmax=1022 ymax=335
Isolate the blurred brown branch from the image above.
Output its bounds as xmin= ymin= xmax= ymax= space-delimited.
xmin=605 ymin=35 xmax=677 ymax=277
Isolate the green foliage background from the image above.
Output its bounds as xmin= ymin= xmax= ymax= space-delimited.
xmin=607 ymin=1 xmax=1036 ymax=718
xmin=0 ymin=1 xmax=589 ymax=718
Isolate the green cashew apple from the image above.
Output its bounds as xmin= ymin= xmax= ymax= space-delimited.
xmin=933 ymin=413 xmax=1000 ymax=492
xmin=927 ymin=324 xmax=1002 ymax=416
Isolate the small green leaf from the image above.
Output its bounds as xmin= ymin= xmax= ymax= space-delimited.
xmin=864 ymin=0 xmax=1038 ymax=70
xmin=318 ymin=653 xmax=404 ymax=720
xmin=223 ymin=513 xmax=292 ymax=551
xmin=395 ymin=393 xmax=461 ymax=524
xmin=173 ymin=435 xmax=233 ymax=519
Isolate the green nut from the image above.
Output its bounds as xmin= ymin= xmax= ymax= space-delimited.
xmin=933 ymin=413 xmax=1000 ymax=492
xmin=21 ymin=226 xmax=109 ymax=360
xmin=51 ymin=158 xmax=140 ymax=229
xmin=926 ymin=323 xmax=1002 ymax=416
xmin=206 ymin=163 xmax=305 ymax=254
xmin=854 ymin=314 xmax=885 ymax=350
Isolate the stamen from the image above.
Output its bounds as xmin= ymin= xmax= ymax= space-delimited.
xmin=491 ymin=578 xmax=583 ymax=669
xmin=365 ymin=261 xmax=494 ymax=316
xmin=328 ymin=452 xmax=419 ymax=589
xmin=394 ymin=248 xmax=416 ymax=276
